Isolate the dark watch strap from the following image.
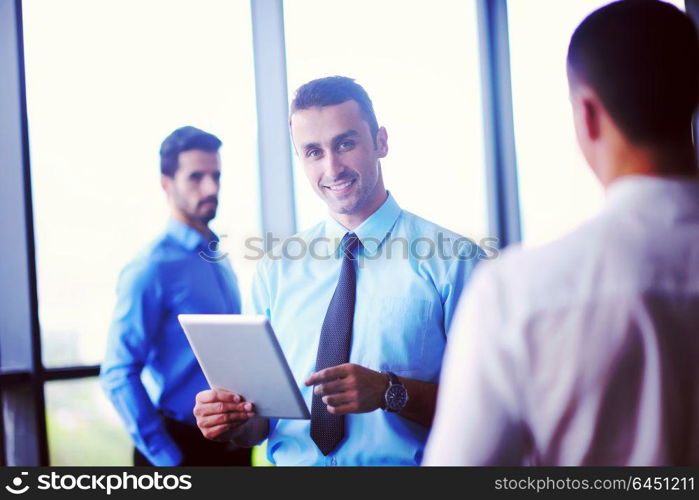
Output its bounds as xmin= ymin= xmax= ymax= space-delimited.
xmin=385 ymin=371 xmax=401 ymax=386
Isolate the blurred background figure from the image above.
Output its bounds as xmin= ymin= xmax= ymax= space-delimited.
xmin=100 ymin=126 xmax=251 ymax=466
xmin=425 ymin=0 xmax=699 ymax=466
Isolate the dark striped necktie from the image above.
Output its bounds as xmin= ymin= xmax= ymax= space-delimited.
xmin=310 ymin=232 xmax=360 ymax=456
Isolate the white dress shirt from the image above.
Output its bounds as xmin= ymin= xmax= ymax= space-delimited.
xmin=424 ymin=175 xmax=699 ymax=465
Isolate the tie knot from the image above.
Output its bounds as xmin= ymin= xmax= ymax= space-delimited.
xmin=341 ymin=233 xmax=360 ymax=259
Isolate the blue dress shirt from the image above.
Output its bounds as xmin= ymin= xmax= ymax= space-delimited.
xmin=248 ymin=193 xmax=482 ymax=466
xmin=101 ymin=218 xmax=241 ymax=466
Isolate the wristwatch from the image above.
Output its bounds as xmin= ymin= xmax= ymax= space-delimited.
xmin=382 ymin=371 xmax=408 ymax=413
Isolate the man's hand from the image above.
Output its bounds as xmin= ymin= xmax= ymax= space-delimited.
xmin=193 ymin=389 xmax=256 ymax=442
xmin=305 ymin=363 xmax=389 ymax=415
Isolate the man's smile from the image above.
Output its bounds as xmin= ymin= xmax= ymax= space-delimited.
xmin=323 ymin=178 xmax=356 ymax=194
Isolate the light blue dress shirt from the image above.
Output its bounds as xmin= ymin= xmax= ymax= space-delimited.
xmin=101 ymin=218 xmax=241 ymax=466
xmin=248 ymin=193 xmax=482 ymax=466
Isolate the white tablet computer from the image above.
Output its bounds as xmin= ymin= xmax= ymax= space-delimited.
xmin=178 ymin=314 xmax=310 ymax=420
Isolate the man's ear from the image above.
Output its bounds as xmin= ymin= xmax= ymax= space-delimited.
xmin=376 ymin=126 xmax=388 ymax=158
xmin=583 ymin=97 xmax=601 ymax=142
xmin=161 ymin=174 xmax=172 ymax=196
xmin=571 ymin=83 xmax=601 ymax=144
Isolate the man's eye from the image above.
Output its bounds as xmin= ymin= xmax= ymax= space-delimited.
xmin=338 ymin=141 xmax=355 ymax=151
xmin=307 ymin=149 xmax=322 ymax=158
xmin=190 ymin=173 xmax=203 ymax=181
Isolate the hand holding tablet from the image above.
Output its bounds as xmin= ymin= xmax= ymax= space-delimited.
xmin=193 ymin=388 xmax=257 ymax=442
xmin=178 ymin=314 xmax=310 ymax=420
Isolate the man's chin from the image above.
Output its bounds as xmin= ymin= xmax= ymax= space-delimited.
xmin=196 ymin=209 xmax=216 ymax=224
xmin=323 ymin=191 xmax=361 ymax=214
xmin=326 ymin=200 xmax=358 ymax=215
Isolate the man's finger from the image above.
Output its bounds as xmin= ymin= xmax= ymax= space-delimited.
xmin=212 ymin=389 xmax=243 ymax=402
xmin=209 ymin=410 xmax=256 ymax=426
xmin=196 ymin=401 xmax=253 ymax=417
xmin=201 ymin=423 xmax=243 ymax=441
xmin=305 ymin=364 xmax=350 ymax=386
xmin=196 ymin=389 xmax=241 ymax=404
xmin=326 ymin=402 xmax=355 ymax=416
xmin=199 ymin=408 xmax=255 ymax=429
xmin=314 ymin=379 xmax=348 ymax=396
xmin=322 ymin=393 xmax=352 ymax=407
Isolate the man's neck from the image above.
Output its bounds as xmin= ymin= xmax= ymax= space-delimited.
xmin=603 ymin=140 xmax=698 ymax=188
xmin=171 ymin=210 xmax=213 ymax=240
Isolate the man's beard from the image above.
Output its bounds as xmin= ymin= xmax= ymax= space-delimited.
xmin=174 ymin=192 xmax=217 ymax=225
xmin=198 ymin=206 xmax=217 ymax=224
xmin=196 ymin=197 xmax=218 ymax=223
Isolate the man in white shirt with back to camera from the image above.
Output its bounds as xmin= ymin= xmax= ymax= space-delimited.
xmin=425 ymin=0 xmax=699 ymax=466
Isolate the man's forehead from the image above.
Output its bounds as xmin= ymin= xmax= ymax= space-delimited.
xmin=290 ymin=100 xmax=370 ymax=140
xmin=177 ymin=149 xmax=221 ymax=169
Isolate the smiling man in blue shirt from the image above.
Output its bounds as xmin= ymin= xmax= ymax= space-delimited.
xmin=101 ymin=126 xmax=250 ymax=466
xmin=193 ymin=77 xmax=483 ymax=465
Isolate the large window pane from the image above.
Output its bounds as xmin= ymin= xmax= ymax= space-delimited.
xmin=22 ymin=0 xmax=260 ymax=367
xmin=45 ymin=378 xmax=131 ymax=465
xmin=508 ymin=0 xmax=685 ymax=246
xmin=284 ymin=0 xmax=488 ymax=241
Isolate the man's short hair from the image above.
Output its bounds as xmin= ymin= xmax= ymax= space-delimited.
xmin=290 ymin=76 xmax=380 ymax=146
xmin=160 ymin=126 xmax=222 ymax=177
xmin=567 ymin=0 xmax=699 ymax=145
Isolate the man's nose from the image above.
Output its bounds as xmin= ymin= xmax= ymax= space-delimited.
xmin=324 ymin=151 xmax=345 ymax=178
xmin=201 ymin=175 xmax=219 ymax=197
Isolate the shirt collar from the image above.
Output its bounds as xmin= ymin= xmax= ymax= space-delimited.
xmin=605 ymin=174 xmax=699 ymax=213
xmin=166 ymin=217 xmax=216 ymax=252
xmin=324 ymin=192 xmax=402 ymax=257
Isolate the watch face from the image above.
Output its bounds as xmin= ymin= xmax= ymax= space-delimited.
xmin=385 ymin=384 xmax=408 ymax=411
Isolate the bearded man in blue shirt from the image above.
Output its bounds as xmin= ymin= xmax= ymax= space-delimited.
xmin=101 ymin=126 xmax=251 ymax=466
xmin=194 ymin=77 xmax=483 ymax=465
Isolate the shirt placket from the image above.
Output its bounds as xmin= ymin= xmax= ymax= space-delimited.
xmin=208 ymin=255 xmax=235 ymax=312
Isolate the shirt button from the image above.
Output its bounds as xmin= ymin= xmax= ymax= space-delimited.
xmin=330 ymin=457 xmax=337 ymax=466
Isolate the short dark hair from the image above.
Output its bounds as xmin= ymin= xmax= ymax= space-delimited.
xmin=290 ymin=76 xmax=380 ymax=146
xmin=567 ymin=0 xmax=699 ymax=145
xmin=159 ymin=126 xmax=222 ymax=177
